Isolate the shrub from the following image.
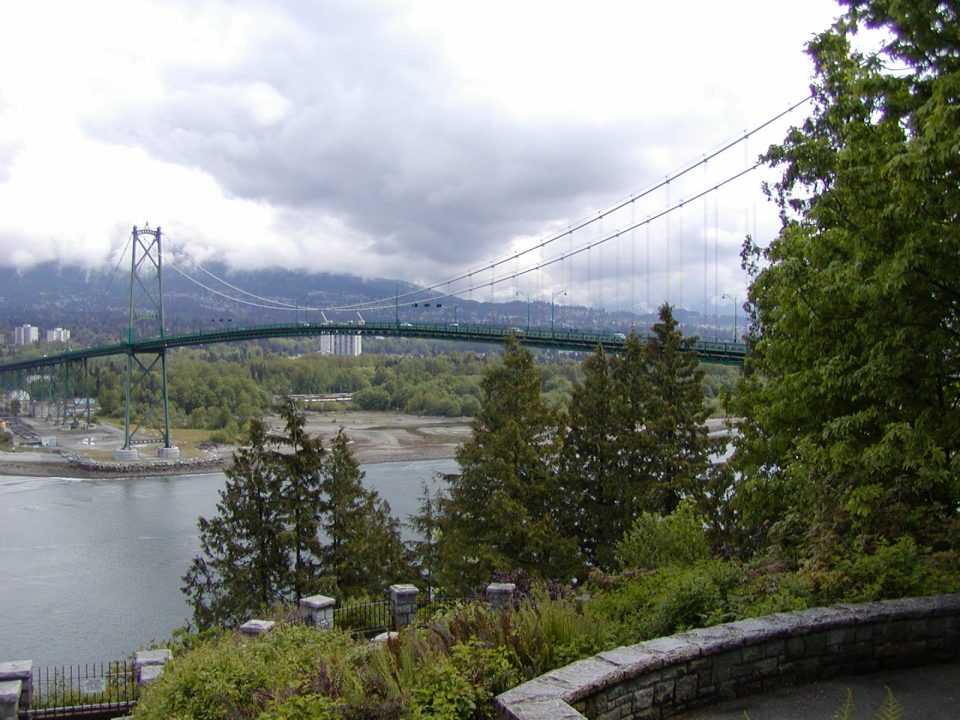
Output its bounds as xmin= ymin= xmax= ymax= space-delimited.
xmin=615 ymin=501 xmax=710 ymax=571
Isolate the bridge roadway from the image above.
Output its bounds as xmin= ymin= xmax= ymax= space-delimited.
xmin=0 ymin=321 xmax=746 ymax=374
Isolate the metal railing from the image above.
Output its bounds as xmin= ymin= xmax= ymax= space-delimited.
xmin=332 ymin=600 xmax=392 ymax=637
xmin=25 ymin=661 xmax=137 ymax=720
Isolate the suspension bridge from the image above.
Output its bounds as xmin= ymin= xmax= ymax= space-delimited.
xmin=0 ymin=99 xmax=809 ymax=460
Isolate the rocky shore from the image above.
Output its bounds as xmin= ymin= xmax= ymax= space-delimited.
xmin=0 ymin=449 xmax=231 ymax=478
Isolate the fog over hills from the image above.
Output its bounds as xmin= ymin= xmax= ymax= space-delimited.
xmin=0 ymin=262 xmax=735 ymax=343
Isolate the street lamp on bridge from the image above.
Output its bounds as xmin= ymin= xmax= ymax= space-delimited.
xmin=551 ymin=289 xmax=567 ymax=337
xmin=516 ymin=291 xmax=531 ymax=332
xmin=721 ymin=293 xmax=738 ymax=342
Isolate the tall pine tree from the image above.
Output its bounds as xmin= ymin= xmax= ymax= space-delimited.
xmin=557 ymin=345 xmax=621 ymax=569
xmin=558 ymin=304 xmax=718 ymax=571
xmin=640 ymin=304 xmax=717 ymax=513
xmin=437 ymin=335 xmax=577 ymax=592
xmin=272 ymin=399 xmax=326 ymax=603
xmin=318 ymin=429 xmax=410 ymax=597
xmin=183 ymin=403 xmax=413 ymax=628
xmin=182 ymin=417 xmax=289 ymax=628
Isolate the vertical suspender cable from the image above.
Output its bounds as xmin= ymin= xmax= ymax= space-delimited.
xmin=630 ymin=199 xmax=636 ymax=326
xmin=665 ymin=180 xmax=671 ymax=303
xmin=703 ymin=158 xmax=709 ymax=326
xmin=597 ymin=213 xmax=603 ymax=312
xmin=714 ymin=194 xmax=720 ymax=337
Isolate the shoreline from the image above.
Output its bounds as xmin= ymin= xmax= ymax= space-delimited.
xmin=1 ymin=410 xmax=469 ymax=479
xmin=0 ymin=443 xmax=460 ymax=479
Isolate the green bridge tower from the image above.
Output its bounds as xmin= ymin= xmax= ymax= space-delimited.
xmin=115 ymin=224 xmax=179 ymax=461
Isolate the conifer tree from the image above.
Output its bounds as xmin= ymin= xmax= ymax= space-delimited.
xmin=318 ymin=429 xmax=410 ymax=597
xmin=437 ymin=335 xmax=577 ymax=592
xmin=557 ymin=345 xmax=620 ymax=569
xmin=272 ymin=398 xmax=326 ymax=602
xmin=559 ymin=305 xmax=718 ymax=570
xmin=641 ymin=304 xmax=717 ymax=513
xmin=408 ymin=479 xmax=447 ymax=595
xmin=182 ymin=417 xmax=288 ymax=628
xmin=183 ymin=403 xmax=412 ymax=627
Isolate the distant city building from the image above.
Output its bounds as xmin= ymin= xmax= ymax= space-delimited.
xmin=14 ymin=324 xmax=39 ymax=345
xmin=45 ymin=327 xmax=71 ymax=343
xmin=319 ymin=333 xmax=362 ymax=356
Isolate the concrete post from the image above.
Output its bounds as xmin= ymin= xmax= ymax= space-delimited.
xmin=0 ymin=661 xmax=31 ymax=711
xmin=389 ymin=584 xmax=419 ymax=628
xmin=486 ymin=582 xmax=516 ymax=611
xmin=239 ymin=619 xmax=276 ymax=636
xmin=0 ymin=681 xmax=21 ymax=720
xmin=134 ymin=649 xmax=172 ymax=688
xmin=299 ymin=594 xmax=336 ymax=630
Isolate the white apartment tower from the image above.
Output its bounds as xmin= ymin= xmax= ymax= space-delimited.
xmin=46 ymin=327 xmax=71 ymax=343
xmin=319 ymin=333 xmax=362 ymax=356
xmin=14 ymin=324 xmax=39 ymax=345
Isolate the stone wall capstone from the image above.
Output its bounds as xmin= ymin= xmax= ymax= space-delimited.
xmin=495 ymin=593 xmax=960 ymax=720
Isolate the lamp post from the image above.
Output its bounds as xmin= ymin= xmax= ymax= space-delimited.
xmin=721 ymin=293 xmax=738 ymax=342
xmin=551 ymin=289 xmax=567 ymax=337
xmin=516 ymin=291 xmax=531 ymax=332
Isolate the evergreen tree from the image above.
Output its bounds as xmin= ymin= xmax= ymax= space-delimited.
xmin=728 ymin=0 xmax=960 ymax=560
xmin=557 ymin=345 xmax=620 ymax=569
xmin=408 ymin=479 xmax=448 ymax=595
xmin=183 ymin=403 xmax=413 ymax=627
xmin=640 ymin=305 xmax=717 ymax=514
xmin=608 ymin=329 xmax=657 ymax=523
xmin=271 ymin=399 xmax=326 ymax=602
xmin=182 ymin=417 xmax=288 ymax=628
xmin=559 ymin=305 xmax=717 ymax=570
xmin=318 ymin=429 xmax=410 ymax=597
xmin=437 ymin=335 xmax=577 ymax=592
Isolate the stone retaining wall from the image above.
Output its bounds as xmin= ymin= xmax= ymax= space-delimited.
xmin=59 ymin=449 xmax=225 ymax=476
xmin=495 ymin=593 xmax=960 ymax=720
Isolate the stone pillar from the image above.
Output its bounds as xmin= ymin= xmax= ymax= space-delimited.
xmin=389 ymin=584 xmax=419 ymax=628
xmin=239 ymin=619 xmax=276 ymax=636
xmin=0 ymin=681 xmax=21 ymax=720
xmin=134 ymin=649 xmax=172 ymax=689
xmin=299 ymin=595 xmax=336 ymax=630
xmin=486 ymin=582 xmax=516 ymax=611
xmin=0 ymin=661 xmax=31 ymax=711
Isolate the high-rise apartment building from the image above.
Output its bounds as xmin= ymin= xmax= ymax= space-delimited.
xmin=14 ymin=324 xmax=39 ymax=345
xmin=45 ymin=327 xmax=71 ymax=343
xmin=318 ymin=333 xmax=362 ymax=356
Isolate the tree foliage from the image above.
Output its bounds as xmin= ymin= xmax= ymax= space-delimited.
xmin=182 ymin=416 xmax=289 ymax=628
xmin=559 ymin=305 xmax=719 ymax=570
xmin=182 ymin=401 xmax=410 ymax=628
xmin=317 ymin=429 xmax=411 ymax=596
xmin=436 ymin=335 xmax=578 ymax=591
xmin=728 ymin=0 xmax=960 ymax=560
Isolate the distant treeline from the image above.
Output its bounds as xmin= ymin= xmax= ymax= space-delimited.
xmin=80 ymin=341 xmax=737 ymax=438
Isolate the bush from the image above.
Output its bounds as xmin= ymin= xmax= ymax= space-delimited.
xmin=590 ymin=559 xmax=741 ymax=642
xmin=616 ymin=501 xmax=710 ymax=571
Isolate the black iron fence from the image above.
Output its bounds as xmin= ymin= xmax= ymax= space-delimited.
xmin=333 ymin=600 xmax=392 ymax=637
xmin=24 ymin=662 xmax=137 ymax=720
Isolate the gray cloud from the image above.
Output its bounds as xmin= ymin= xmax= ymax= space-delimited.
xmin=87 ymin=2 xmax=662 ymax=271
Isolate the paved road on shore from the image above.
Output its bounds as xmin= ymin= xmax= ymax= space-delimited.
xmin=678 ymin=661 xmax=960 ymax=719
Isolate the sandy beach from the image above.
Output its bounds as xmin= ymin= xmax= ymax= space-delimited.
xmin=0 ymin=411 xmax=471 ymax=478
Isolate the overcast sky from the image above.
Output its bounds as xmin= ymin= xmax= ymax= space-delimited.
xmin=0 ymin=0 xmax=842 ymax=313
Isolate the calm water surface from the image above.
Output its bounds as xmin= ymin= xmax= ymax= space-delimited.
xmin=0 ymin=459 xmax=456 ymax=668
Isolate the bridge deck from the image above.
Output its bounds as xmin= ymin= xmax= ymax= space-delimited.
xmin=0 ymin=322 xmax=746 ymax=374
